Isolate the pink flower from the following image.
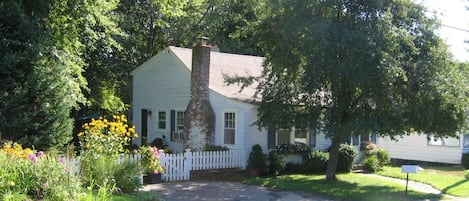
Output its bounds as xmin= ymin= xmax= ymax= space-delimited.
xmin=64 ymin=167 xmax=70 ymax=174
xmin=37 ymin=151 xmax=45 ymax=158
xmin=153 ymin=170 xmax=159 ymax=174
xmin=43 ymin=182 xmax=49 ymax=188
xmin=59 ymin=157 xmax=66 ymax=163
xmin=29 ymin=154 xmax=37 ymax=163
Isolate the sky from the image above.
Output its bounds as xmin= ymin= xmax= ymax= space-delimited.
xmin=419 ymin=0 xmax=469 ymax=62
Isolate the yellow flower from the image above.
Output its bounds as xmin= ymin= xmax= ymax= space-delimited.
xmin=9 ymin=181 xmax=15 ymax=186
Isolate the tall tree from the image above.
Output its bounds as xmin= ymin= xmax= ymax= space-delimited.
xmin=199 ymin=0 xmax=264 ymax=55
xmin=0 ymin=0 xmax=86 ymax=149
xmin=254 ymin=0 xmax=468 ymax=181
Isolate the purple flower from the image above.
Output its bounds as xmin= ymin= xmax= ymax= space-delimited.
xmin=37 ymin=151 xmax=45 ymax=158
xmin=59 ymin=157 xmax=66 ymax=163
xmin=28 ymin=154 xmax=37 ymax=163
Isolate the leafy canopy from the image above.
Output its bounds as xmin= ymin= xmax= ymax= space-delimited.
xmin=254 ymin=0 xmax=468 ymax=180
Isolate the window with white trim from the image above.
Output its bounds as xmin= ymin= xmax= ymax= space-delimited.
xmin=176 ymin=111 xmax=184 ymax=131
xmin=343 ymin=133 xmax=378 ymax=145
xmin=157 ymin=111 xmax=166 ymax=130
xmin=224 ymin=112 xmax=236 ymax=144
xmin=294 ymin=129 xmax=308 ymax=145
xmin=277 ymin=129 xmax=291 ymax=145
xmin=428 ymin=135 xmax=460 ymax=147
xmin=172 ymin=111 xmax=185 ymax=141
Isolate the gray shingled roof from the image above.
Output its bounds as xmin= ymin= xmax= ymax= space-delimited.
xmin=169 ymin=46 xmax=264 ymax=103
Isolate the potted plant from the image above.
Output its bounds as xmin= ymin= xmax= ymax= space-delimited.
xmin=247 ymin=144 xmax=266 ymax=177
xmin=140 ymin=146 xmax=165 ymax=184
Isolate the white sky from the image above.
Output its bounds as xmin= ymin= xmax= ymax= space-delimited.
xmin=418 ymin=0 xmax=469 ymax=62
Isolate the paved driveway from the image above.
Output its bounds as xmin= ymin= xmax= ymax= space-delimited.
xmin=141 ymin=181 xmax=337 ymax=201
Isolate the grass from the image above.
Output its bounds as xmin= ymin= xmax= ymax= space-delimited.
xmin=245 ymin=173 xmax=444 ymax=201
xmin=111 ymin=192 xmax=159 ymax=201
xmin=377 ymin=166 xmax=469 ymax=197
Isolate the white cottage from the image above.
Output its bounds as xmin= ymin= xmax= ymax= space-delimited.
xmin=131 ymin=40 xmax=269 ymax=153
xmin=131 ymin=41 xmax=468 ymax=164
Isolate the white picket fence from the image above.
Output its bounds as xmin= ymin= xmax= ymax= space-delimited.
xmin=160 ymin=149 xmax=247 ymax=182
xmin=70 ymin=149 xmax=246 ymax=182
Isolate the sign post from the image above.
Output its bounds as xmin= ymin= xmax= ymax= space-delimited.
xmin=401 ymin=165 xmax=424 ymax=195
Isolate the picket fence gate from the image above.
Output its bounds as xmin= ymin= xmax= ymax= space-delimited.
xmin=70 ymin=149 xmax=246 ymax=182
xmin=159 ymin=149 xmax=247 ymax=182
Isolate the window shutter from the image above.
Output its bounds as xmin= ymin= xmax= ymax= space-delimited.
xmin=141 ymin=109 xmax=148 ymax=145
xmin=170 ymin=110 xmax=175 ymax=141
xmin=267 ymin=126 xmax=276 ymax=149
xmin=310 ymin=130 xmax=316 ymax=148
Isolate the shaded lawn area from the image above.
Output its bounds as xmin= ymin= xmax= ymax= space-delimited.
xmin=377 ymin=166 xmax=469 ymax=197
xmin=245 ymin=173 xmax=444 ymax=201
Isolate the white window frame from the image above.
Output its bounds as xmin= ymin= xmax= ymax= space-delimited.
xmin=293 ymin=128 xmax=308 ymax=145
xmin=223 ymin=111 xmax=236 ymax=145
xmin=344 ymin=133 xmax=378 ymax=145
xmin=276 ymin=128 xmax=312 ymax=146
xmin=157 ymin=110 xmax=167 ymax=130
xmin=172 ymin=110 xmax=185 ymax=142
xmin=428 ymin=135 xmax=460 ymax=147
xmin=276 ymin=129 xmax=291 ymax=145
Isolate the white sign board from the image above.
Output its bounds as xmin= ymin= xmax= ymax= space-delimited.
xmin=401 ymin=165 xmax=424 ymax=173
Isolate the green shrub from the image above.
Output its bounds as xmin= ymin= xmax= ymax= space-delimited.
xmin=80 ymin=155 xmax=117 ymax=188
xmin=247 ymin=144 xmax=266 ymax=171
xmin=204 ymin=144 xmax=229 ymax=151
xmin=113 ymin=158 xmax=141 ymax=193
xmin=284 ymin=163 xmax=305 ymax=173
xmin=362 ymin=155 xmax=381 ymax=172
xmin=268 ymin=150 xmax=286 ymax=175
xmin=80 ymin=155 xmax=141 ymax=193
xmin=337 ymin=144 xmax=358 ymax=172
xmin=462 ymin=153 xmax=469 ymax=169
xmin=360 ymin=141 xmax=378 ymax=156
xmin=276 ymin=143 xmax=310 ymax=154
xmin=376 ymin=148 xmax=391 ymax=167
xmin=304 ymin=151 xmax=329 ymax=173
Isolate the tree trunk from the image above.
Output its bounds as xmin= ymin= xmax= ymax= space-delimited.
xmin=326 ymin=136 xmax=341 ymax=181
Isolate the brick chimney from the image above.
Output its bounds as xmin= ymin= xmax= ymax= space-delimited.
xmin=183 ymin=37 xmax=215 ymax=151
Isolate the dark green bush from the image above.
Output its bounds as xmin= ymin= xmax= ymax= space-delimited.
xmin=204 ymin=144 xmax=229 ymax=151
xmin=362 ymin=155 xmax=380 ymax=172
xmin=276 ymin=143 xmax=310 ymax=154
xmin=376 ymin=148 xmax=391 ymax=167
xmin=337 ymin=144 xmax=358 ymax=172
xmin=284 ymin=163 xmax=305 ymax=173
xmin=462 ymin=153 xmax=469 ymax=169
xmin=304 ymin=151 xmax=329 ymax=173
xmin=247 ymin=144 xmax=266 ymax=171
xmin=268 ymin=150 xmax=286 ymax=175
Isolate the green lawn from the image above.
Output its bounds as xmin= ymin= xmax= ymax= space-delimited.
xmin=245 ymin=173 xmax=444 ymax=201
xmin=377 ymin=166 xmax=469 ymax=197
xmin=111 ymin=192 xmax=159 ymax=201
